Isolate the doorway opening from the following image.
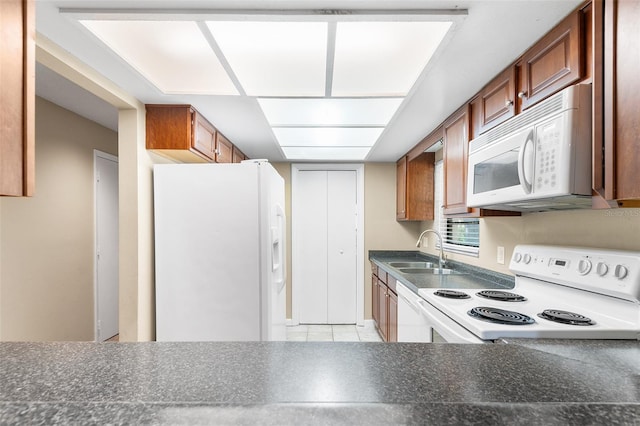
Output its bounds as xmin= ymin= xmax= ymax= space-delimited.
xmin=94 ymin=150 xmax=119 ymax=342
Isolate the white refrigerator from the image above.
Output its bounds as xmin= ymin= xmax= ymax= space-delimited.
xmin=153 ymin=161 xmax=286 ymax=341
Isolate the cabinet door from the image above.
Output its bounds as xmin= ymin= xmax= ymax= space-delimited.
xmin=443 ymin=106 xmax=471 ymax=215
xmin=215 ymin=132 xmax=233 ymax=163
xmin=600 ymin=0 xmax=640 ymax=204
xmin=396 ymin=157 xmax=407 ymax=220
xmin=473 ymin=66 xmax=516 ymax=135
xmin=518 ymin=10 xmax=582 ymax=110
xmin=388 ymin=290 xmax=398 ymax=343
xmin=397 ymin=154 xmax=435 ymax=222
xmin=378 ymin=281 xmax=388 ymax=341
xmin=0 ymin=0 xmax=35 ymax=196
xmin=372 ymin=274 xmax=379 ymax=327
xmin=232 ymin=146 xmax=246 ymax=163
xmin=193 ymin=112 xmax=216 ymax=160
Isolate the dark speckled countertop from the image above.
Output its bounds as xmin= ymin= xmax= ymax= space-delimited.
xmin=0 ymin=341 xmax=639 ymax=425
xmin=369 ymin=250 xmax=515 ymax=293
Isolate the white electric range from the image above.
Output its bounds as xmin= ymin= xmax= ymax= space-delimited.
xmin=415 ymin=245 xmax=640 ymax=343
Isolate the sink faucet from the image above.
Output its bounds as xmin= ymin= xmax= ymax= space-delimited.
xmin=416 ymin=229 xmax=446 ymax=269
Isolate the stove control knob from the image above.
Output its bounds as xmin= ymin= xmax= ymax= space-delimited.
xmin=523 ymin=254 xmax=532 ymax=264
xmin=614 ymin=264 xmax=629 ymax=280
xmin=596 ymin=262 xmax=609 ymax=277
xmin=514 ymin=253 xmax=522 ymax=263
xmin=577 ymin=259 xmax=592 ymax=275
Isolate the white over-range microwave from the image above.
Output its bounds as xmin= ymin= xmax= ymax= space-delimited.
xmin=467 ymin=83 xmax=592 ymax=212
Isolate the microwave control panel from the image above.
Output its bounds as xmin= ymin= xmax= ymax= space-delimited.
xmin=534 ymin=116 xmax=563 ymax=193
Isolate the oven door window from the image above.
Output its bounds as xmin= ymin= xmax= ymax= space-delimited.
xmin=472 ymin=148 xmax=521 ymax=194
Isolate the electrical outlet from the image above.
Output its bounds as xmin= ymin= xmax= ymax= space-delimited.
xmin=497 ymin=246 xmax=505 ymax=264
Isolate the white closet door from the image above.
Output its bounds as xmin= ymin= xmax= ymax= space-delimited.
xmin=327 ymin=171 xmax=357 ymax=323
xmin=95 ymin=152 xmax=119 ymax=341
xmin=294 ymin=169 xmax=358 ymax=324
xmin=297 ymin=170 xmax=329 ymax=324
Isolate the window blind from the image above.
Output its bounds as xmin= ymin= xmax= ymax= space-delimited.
xmin=434 ymin=161 xmax=480 ymax=256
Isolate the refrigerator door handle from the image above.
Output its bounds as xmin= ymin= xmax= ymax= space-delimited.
xmin=272 ymin=204 xmax=286 ymax=291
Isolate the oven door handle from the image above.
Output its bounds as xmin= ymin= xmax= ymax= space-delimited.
xmin=517 ymin=130 xmax=535 ymax=194
xmin=415 ymin=299 xmax=484 ymax=344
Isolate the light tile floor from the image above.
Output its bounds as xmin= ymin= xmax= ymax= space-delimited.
xmin=286 ymin=323 xmax=383 ymax=342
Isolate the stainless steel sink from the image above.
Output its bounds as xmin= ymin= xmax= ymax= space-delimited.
xmin=388 ymin=261 xmax=436 ymax=269
xmin=397 ymin=267 xmax=464 ymax=275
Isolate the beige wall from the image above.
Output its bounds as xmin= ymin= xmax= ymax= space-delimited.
xmin=418 ymin=209 xmax=640 ymax=276
xmin=0 ymin=97 xmax=118 ymax=341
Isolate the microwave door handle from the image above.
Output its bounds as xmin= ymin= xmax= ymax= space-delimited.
xmin=517 ymin=131 xmax=534 ymax=194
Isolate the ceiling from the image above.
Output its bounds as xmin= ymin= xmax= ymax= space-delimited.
xmin=35 ymin=0 xmax=581 ymax=162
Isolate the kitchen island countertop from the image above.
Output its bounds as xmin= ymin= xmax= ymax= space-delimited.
xmin=0 ymin=341 xmax=639 ymax=425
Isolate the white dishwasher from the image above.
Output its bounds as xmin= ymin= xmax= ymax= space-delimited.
xmin=396 ymin=281 xmax=430 ymax=342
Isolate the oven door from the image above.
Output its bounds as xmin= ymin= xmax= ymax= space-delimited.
xmin=467 ymin=126 xmax=535 ymax=208
xmin=415 ymin=298 xmax=484 ymax=344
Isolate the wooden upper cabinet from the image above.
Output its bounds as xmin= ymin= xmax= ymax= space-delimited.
xmin=215 ymin=132 xmax=233 ymax=163
xmin=517 ymin=9 xmax=583 ymax=110
xmin=396 ymin=157 xmax=407 ymax=220
xmin=146 ymin=104 xmax=244 ymax=164
xmin=396 ymin=153 xmax=435 ymax=222
xmin=1 ymin=0 xmax=35 ymax=196
xmin=443 ymin=105 xmax=471 ymax=215
xmin=147 ymin=105 xmax=212 ymax=162
xmin=193 ymin=111 xmax=216 ymax=160
xmin=595 ymin=0 xmax=640 ymax=206
xmin=471 ymin=66 xmax=517 ymax=137
xmin=232 ymin=146 xmax=246 ymax=163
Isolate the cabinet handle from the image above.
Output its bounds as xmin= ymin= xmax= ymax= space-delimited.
xmin=505 ymin=100 xmax=514 ymax=107
xmin=517 ymin=91 xmax=527 ymax=99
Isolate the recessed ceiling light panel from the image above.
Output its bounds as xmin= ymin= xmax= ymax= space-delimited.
xmin=281 ymin=146 xmax=371 ymax=161
xmin=207 ymin=21 xmax=327 ymax=97
xmin=332 ymin=21 xmax=452 ymax=96
xmin=257 ymin=98 xmax=403 ymax=126
xmin=273 ymin=127 xmax=383 ymax=147
xmin=80 ymin=20 xmax=238 ymax=95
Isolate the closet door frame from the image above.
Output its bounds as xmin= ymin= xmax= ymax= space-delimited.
xmin=291 ymin=163 xmax=365 ymax=327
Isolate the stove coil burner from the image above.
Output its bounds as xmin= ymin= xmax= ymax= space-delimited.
xmin=434 ymin=289 xmax=470 ymax=299
xmin=538 ymin=309 xmax=596 ymax=326
xmin=468 ymin=307 xmax=535 ymax=325
xmin=476 ymin=290 xmax=527 ymax=302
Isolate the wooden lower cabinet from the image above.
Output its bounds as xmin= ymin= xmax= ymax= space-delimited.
xmin=378 ymin=279 xmax=388 ymax=341
xmin=372 ymin=274 xmax=380 ymax=327
xmin=371 ymin=264 xmax=398 ymax=342
xmin=387 ymin=289 xmax=398 ymax=343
